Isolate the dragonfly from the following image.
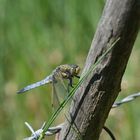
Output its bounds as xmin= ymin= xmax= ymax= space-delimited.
xmin=17 ymin=64 xmax=80 ymax=105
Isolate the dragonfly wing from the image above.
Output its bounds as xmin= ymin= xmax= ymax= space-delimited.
xmin=58 ymin=74 xmax=69 ymax=94
xmin=52 ymin=81 xmax=60 ymax=109
xmin=17 ymin=75 xmax=53 ymax=94
xmin=54 ymin=73 xmax=69 ymax=102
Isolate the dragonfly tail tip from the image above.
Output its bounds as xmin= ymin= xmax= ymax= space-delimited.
xmin=17 ymin=89 xmax=25 ymax=94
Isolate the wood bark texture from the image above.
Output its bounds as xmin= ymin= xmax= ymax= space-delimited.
xmin=59 ymin=0 xmax=140 ymax=140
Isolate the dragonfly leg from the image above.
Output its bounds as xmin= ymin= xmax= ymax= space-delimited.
xmin=67 ymin=77 xmax=74 ymax=92
xmin=69 ymin=77 xmax=74 ymax=88
xmin=75 ymin=75 xmax=80 ymax=78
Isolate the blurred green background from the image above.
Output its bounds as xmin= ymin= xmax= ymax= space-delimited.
xmin=0 ymin=0 xmax=140 ymax=140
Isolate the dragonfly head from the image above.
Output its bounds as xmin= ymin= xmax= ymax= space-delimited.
xmin=56 ymin=64 xmax=80 ymax=79
xmin=70 ymin=64 xmax=80 ymax=76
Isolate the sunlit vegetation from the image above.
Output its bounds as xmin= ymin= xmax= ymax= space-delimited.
xmin=0 ymin=0 xmax=139 ymax=139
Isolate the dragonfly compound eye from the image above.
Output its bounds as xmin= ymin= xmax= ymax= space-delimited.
xmin=70 ymin=65 xmax=80 ymax=76
xmin=75 ymin=67 xmax=80 ymax=75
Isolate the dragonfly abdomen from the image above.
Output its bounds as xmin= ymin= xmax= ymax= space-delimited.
xmin=17 ymin=75 xmax=53 ymax=94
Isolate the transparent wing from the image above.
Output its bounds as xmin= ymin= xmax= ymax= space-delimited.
xmin=17 ymin=75 xmax=53 ymax=94
xmin=54 ymin=73 xmax=69 ymax=101
xmin=51 ymin=81 xmax=60 ymax=110
xmin=56 ymin=73 xmax=74 ymax=109
xmin=58 ymin=74 xmax=69 ymax=95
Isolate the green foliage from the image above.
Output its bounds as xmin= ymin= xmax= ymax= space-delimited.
xmin=0 ymin=0 xmax=139 ymax=140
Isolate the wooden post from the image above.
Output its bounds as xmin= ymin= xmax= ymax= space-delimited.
xmin=59 ymin=0 xmax=140 ymax=140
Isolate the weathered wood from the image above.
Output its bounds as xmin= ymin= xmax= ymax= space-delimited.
xmin=59 ymin=0 xmax=140 ymax=140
